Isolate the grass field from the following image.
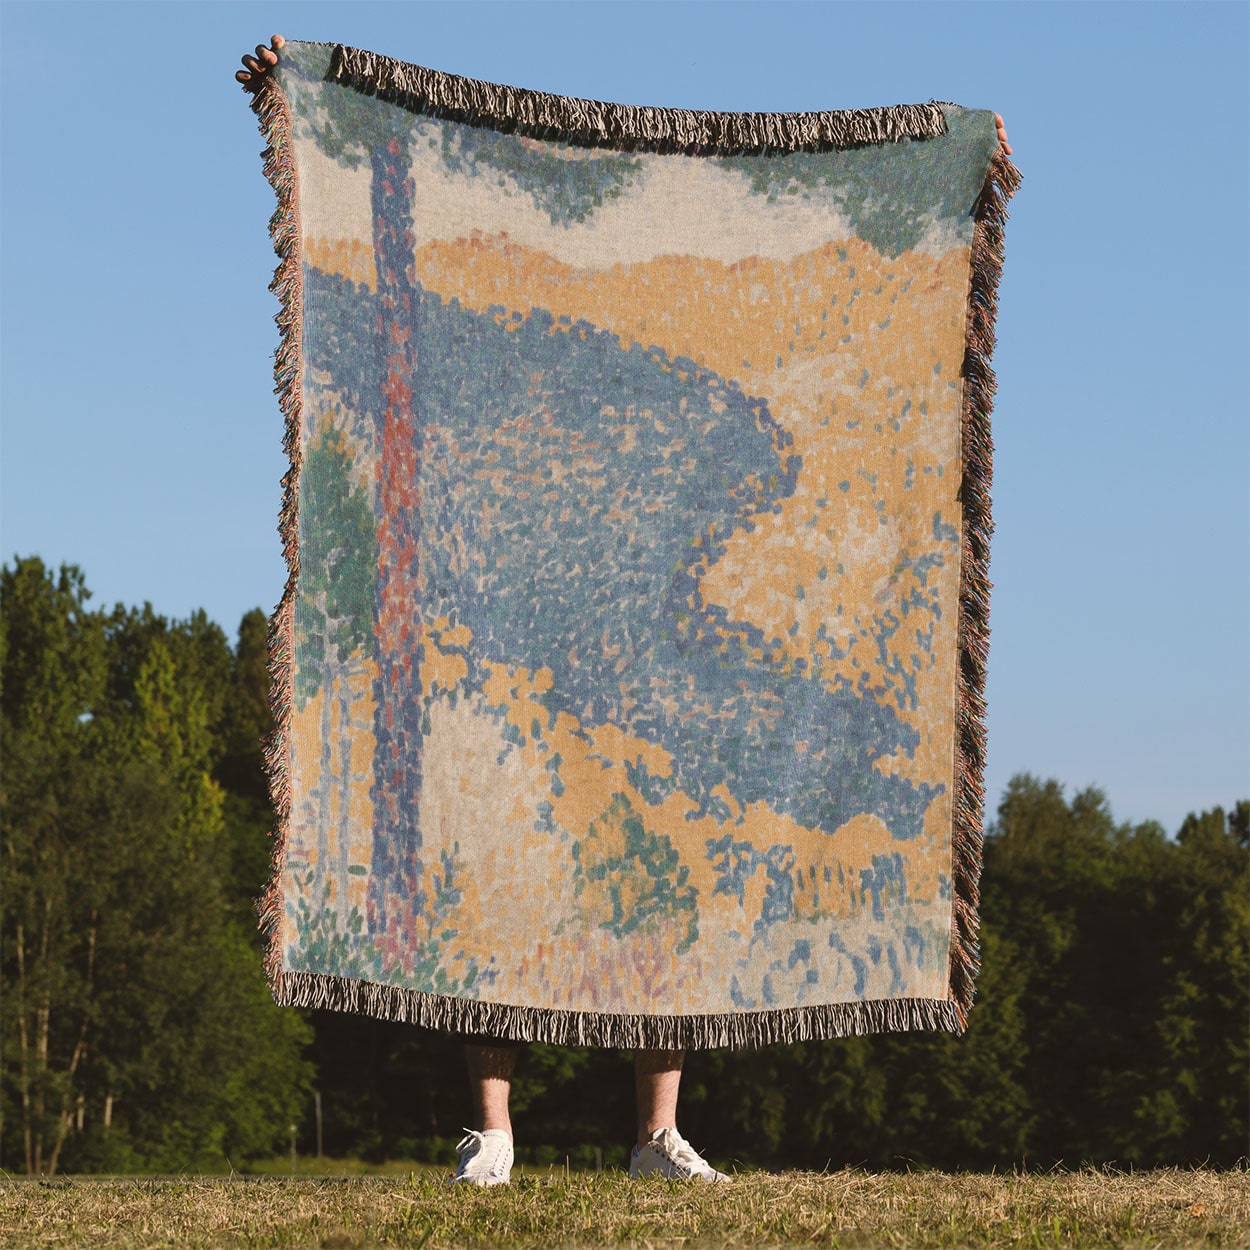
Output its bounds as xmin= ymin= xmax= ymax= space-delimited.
xmin=1 ymin=1166 xmax=1247 ymax=1249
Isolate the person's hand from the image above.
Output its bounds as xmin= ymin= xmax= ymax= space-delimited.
xmin=994 ymin=113 xmax=1013 ymax=157
xmin=236 ymin=34 xmax=285 ymax=89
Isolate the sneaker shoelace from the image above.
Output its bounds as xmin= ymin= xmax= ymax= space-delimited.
xmin=456 ymin=1128 xmax=510 ymax=1178
xmin=657 ymin=1128 xmax=713 ymax=1176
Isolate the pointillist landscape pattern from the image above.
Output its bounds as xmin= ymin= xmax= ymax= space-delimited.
xmin=271 ymin=43 xmax=1003 ymax=1032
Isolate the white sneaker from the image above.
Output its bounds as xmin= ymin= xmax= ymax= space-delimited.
xmin=629 ymin=1127 xmax=729 ymax=1180
xmin=453 ymin=1128 xmax=513 ymax=1186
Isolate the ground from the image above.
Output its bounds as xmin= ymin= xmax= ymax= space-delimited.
xmin=2 ymin=1166 xmax=1247 ymax=1248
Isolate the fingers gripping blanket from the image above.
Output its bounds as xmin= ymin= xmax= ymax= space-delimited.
xmin=249 ymin=41 xmax=1019 ymax=1048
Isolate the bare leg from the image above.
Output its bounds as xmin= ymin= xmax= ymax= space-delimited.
xmin=464 ymin=1044 xmax=517 ymax=1139
xmin=635 ymin=1048 xmax=684 ymax=1147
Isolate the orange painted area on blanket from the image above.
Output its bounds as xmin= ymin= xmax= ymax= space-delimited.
xmin=419 ymin=616 xmax=471 ymax=697
xmin=305 ymin=236 xmax=376 ymax=289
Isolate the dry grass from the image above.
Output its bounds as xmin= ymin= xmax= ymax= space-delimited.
xmin=1 ymin=1167 xmax=1246 ymax=1248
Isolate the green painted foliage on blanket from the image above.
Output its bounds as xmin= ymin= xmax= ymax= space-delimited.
xmin=572 ymin=795 xmax=699 ymax=953
xmin=433 ymin=123 xmax=644 ymax=226
xmin=718 ymin=107 xmax=1000 ymax=256
xmin=280 ymin=41 xmax=642 ymax=226
xmin=289 ymin=858 xmax=490 ymax=999
xmin=294 ymin=424 xmax=376 ymax=707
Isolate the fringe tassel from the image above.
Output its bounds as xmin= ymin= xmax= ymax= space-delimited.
xmin=950 ymin=150 xmax=1022 ymax=1029
xmin=328 ymin=43 xmax=947 ymax=152
xmin=248 ymin=74 xmax=305 ymax=1005
xmin=279 ymin=970 xmax=963 ymax=1049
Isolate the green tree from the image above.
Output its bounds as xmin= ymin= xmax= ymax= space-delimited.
xmin=980 ymin=776 xmax=1249 ymax=1166
xmin=1144 ymin=803 xmax=1249 ymax=1162
xmin=215 ymin=607 xmax=277 ymax=928
xmin=0 ymin=559 xmax=313 ymax=1173
xmin=0 ymin=558 xmax=107 ymax=1173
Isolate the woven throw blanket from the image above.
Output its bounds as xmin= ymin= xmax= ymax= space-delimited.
xmin=250 ymin=41 xmax=1019 ymax=1048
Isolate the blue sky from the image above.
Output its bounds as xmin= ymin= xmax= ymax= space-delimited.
xmin=2 ymin=1 xmax=1246 ymax=835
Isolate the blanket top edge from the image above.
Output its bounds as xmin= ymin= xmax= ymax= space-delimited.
xmin=313 ymin=40 xmax=955 ymax=153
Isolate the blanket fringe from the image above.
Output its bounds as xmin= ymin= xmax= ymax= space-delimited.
xmin=279 ymin=969 xmax=962 ymax=1048
xmin=248 ymin=74 xmax=304 ymax=1002
xmin=328 ymin=43 xmax=947 ymax=152
xmin=950 ymin=150 xmax=1022 ymax=1028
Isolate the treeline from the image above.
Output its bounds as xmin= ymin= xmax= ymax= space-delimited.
xmin=0 ymin=558 xmax=310 ymax=1174
xmin=1 ymin=558 xmax=1246 ymax=1174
